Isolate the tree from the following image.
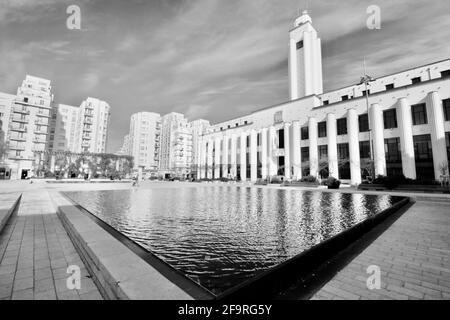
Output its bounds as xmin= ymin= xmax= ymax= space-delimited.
xmin=0 ymin=121 xmax=8 ymax=162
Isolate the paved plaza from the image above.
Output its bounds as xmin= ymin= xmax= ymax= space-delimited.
xmin=0 ymin=180 xmax=449 ymax=300
xmin=0 ymin=182 xmax=103 ymax=300
xmin=311 ymin=199 xmax=450 ymax=300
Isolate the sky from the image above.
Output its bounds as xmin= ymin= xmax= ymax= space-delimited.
xmin=1 ymin=0 xmax=450 ymax=152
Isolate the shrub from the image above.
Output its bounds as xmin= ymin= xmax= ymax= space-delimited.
xmin=323 ymin=176 xmax=341 ymax=189
xmin=371 ymin=174 xmax=440 ymax=189
xmin=270 ymin=176 xmax=283 ymax=184
xmin=300 ymin=175 xmax=317 ymax=183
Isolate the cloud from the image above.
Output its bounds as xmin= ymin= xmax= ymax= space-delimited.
xmin=1 ymin=0 xmax=449 ymax=153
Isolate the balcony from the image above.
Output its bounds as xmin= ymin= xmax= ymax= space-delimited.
xmin=83 ymin=134 xmax=91 ymax=140
xmin=11 ymin=116 xmax=29 ymax=124
xmin=10 ymin=136 xmax=26 ymax=142
xmin=83 ymin=127 xmax=92 ymax=132
xmin=34 ymin=129 xmax=48 ymax=135
xmin=9 ymin=144 xmax=26 ymax=151
xmin=13 ymin=106 xmax=30 ymax=114
xmin=35 ymin=119 xmax=49 ymax=126
xmin=36 ymin=112 xmax=51 ymax=118
xmin=33 ymin=138 xmax=46 ymax=144
xmin=10 ymin=125 xmax=27 ymax=132
xmin=84 ymin=118 xmax=93 ymax=124
xmin=82 ymin=141 xmax=90 ymax=148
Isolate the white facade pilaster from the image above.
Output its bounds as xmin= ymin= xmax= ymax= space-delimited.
xmin=427 ymin=91 xmax=447 ymax=180
xmin=268 ymin=126 xmax=277 ymax=176
xmin=230 ymin=134 xmax=237 ymax=179
xmin=250 ymin=130 xmax=257 ymax=182
xmin=260 ymin=128 xmax=268 ymax=179
xmin=292 ymin=121 xmax=302 ymax=180
xmin=347 ymin=109 xmax=361 ymax=185
xmin=327 ymin=113 xmax=338 ymax=178
xmin=207 ymin=139 xmax=213 ymax=179
xmin=222 ymin=135 xmax=229 ymax=178
xmin=308 ymin=117 xmax=318 ymax=177
xmin=398 ymin=98 xmax=416 ymax=179
xmin=370 ymin=103 xmax=387 ymax=176
xmin=214 ymin=137 xmax=221 ymax=179
xmin=284 ymin=123 xmax=291 ymax=179
xmin=240 ymin=132 xmax=247 ymax=181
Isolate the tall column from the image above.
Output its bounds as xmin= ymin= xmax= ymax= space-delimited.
xmin=240 ymin=132 xmax=247 ymax=181
xmin=197 ymin=138 xmax=205 ymax=179
xmin=207 ymin=139 xmax=214 ymax=179
xmin=347 ymin=109 xmax=361 ymax=185
xmin=427 ymin=91 xmax=447 ymax=180
xmin=230 ymin=134 xmax=237 ymax=179
xmin=214 ymin=137 xmax=221 ymax=179
xmin=284 ymin=123 xmax=291 ymax=179
xmin=370 ymin=103 xmax=386 ymax=176
xmin=308 ymin=117 xmax=318 ymax=177
xmin=327 ymin=113 xmax=339 ymax=178
xmin=398 ymin=98 xmax=416 ymax=179
xmin=292 ymin=121 xmax=302 ymax=180
xmin=261 ymin=128 xmax=268 ymax=179
xmin=222 ymin=135 xmax=229 ymax=178
xmin=268 ymin=126 xmax=277 ymax=176
xmin=250 ymin=130 xmax=257 ymax=182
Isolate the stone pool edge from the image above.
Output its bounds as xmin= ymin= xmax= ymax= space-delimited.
xmin=0 ymin=194 xmax=22 ymax=234
xmin=49 ymin=191 xmax=193 ymax=300
xmin=218 ymin=196 xmax=412 ymax=300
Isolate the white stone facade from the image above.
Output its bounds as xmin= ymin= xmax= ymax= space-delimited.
xmin=199 ymin=12 xmax=450 ymax=184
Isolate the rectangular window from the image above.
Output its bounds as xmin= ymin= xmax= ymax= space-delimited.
xmin=362 ymin=90 xmax=370 ymax=96
xmin=384 ymin=137 xmax=403 ymax=176
xmin=386 ymin=84 xmax=395 ymax=91
xmin=443 ymin=99 xmax=450 ymax=121
xmin=446 ymin=132 xmax=450 ymax=165
xmin=301 ymin=127 xmax=309 ymax=140
xmin=411 ymin=103 xmax=428 ymax=125
xmin=383 ymin=109 xmax=398 ymax=129
xmin=359 ymin=141 xmax=371 ymax=159
xmin=301 ymin=147 xmax=309 ymax=162
xmin=278 ymin=129 xmax=285 ymax=149
xmin=341 ymin=95 xmax=349 ymax=101
xmin=323 ymin=100 xmax=329 ymax=105
xmin=318 ymin=121 xmax=327 ymax=138
xmin=337 ymin=118 xmax=347 ymax=135
xmin=411 ymin=77 xmax=421 ymax=84
xmin=358 ymin=114 xmax=369 ymax=132
xmin=441 ymin=70 xmax=450 ymax=78
xmin=296 ymin=41 xmax=304 ymax=50
xmin=337 ymin=143 xmax=350 ymax=179
xmin=318 ymin=145 xmax=328 ymax=160
xmin=413 ymin=134 xmax=434 ymax=180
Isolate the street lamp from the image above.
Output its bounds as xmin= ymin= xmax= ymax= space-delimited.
xmin=359 ymin=58 xmax=376 ymax=180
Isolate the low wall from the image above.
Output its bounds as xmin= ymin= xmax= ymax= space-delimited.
xmin=50 ymin=192 xmax=195 ymax=300
xmin=0 ymin=194 xmax=21 ymax=234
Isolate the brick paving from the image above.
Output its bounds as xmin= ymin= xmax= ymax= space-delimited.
xmin=0 ymin=189 xmax=103 ymax=300
xmin=311 ymin=200 xmax=450 ymax=300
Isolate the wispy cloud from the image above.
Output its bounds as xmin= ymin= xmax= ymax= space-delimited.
xmin=0 ymin=0 xmax=449 ymax=153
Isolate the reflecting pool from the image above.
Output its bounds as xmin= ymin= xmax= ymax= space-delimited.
xmin=64 ymin=186 xmax=404 ymax=295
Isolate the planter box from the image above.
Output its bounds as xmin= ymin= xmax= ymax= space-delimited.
xmin=358 ymin=184 xmax=388 ymax=191
xmin=283 ymin=181 xmax=320 ymax=188
xmin=395 ymin=184 xmax=450 ymax=193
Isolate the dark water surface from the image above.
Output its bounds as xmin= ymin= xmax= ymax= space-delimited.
xmin=64 ymin=186 xmax=403 ymax=294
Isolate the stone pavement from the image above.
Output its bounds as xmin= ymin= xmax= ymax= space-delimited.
xmin=0 ymin=188 xmax=103 ymax=300
xmin=311 ymin=199 xmax=450 ymax=300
